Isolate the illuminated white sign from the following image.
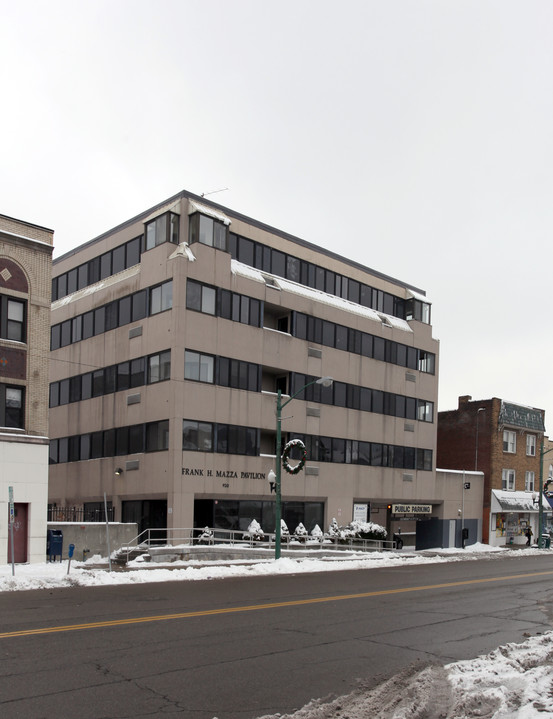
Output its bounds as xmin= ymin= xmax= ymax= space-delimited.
xmin=392 ymin=503 xmax=432 ymax=514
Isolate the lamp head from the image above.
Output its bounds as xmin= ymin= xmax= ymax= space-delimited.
xmin=316 ymin=376 xmax=333 ymax=388
xmin=115 ymin=467 xmax=123 ymax=476
xmin=268 ymin=469 xmax=276 ymax=483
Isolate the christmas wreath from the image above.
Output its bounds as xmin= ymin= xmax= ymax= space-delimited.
xmin=282 ymin=439 xmax=307 ymax=475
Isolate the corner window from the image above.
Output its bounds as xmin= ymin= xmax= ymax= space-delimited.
xmin=183 ymin=419 xmax=213 ymax=451
xmin=148 ymin=351 xmax=171 ymax=384
xmin=503 ymin=430 xmax=516 ymax=453
xmin=189 ymin=213 xmax=227 ymax=251
xmin=145 ymin=213 xmax=179 ymax=251
xmin=184 ymin=351 xmax=214 ymax=383
xmin=418 ymin=351 xmax=435 ymax=374
xmin=405 ymin=298 xmax=431 ymax=324
xmin=150 ymin=281 xmax=173 ymax=315
xmin=417 ymin=400 xmax=434 ymax=423
xmin=145 ymin=420 xmax=169 ymax=452
xmin=526 ymin=434 xmax=536 ymax=457
xmin=186 ymin=280 xmax=216 ymax=315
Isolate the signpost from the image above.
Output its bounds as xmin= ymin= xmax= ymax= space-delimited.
xmin=8 ymin=486 xmax=15 ymax=576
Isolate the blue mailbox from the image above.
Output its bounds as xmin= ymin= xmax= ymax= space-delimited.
xmin=47 ymin=529 xmax=63 ymax=562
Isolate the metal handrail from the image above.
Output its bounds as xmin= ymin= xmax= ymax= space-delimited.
xmin=114 ymin=527 xmax=397 ymax=562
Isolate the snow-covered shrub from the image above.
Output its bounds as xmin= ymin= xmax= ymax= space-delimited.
xmin=326 ymin=520 xmax=387 ymax=543
xmin=242 ymin=519 xmax=264 ymax=541
xmin=197 ymin=526 xmax=214 ymax=544
xmin=280 ymin=520 xmax=290 ymax=537
xmin=349 ymin=520 xmax=387 ymax=540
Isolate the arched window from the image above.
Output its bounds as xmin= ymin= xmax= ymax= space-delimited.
xmin=0 ymin=258 xmax=28 ymax=343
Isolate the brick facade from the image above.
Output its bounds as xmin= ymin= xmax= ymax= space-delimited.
xmin=0 ymin=215 xmax=53 ymax=436
xmin=438 ymin=395 xmax=545 ymax=543
xmin=0 ymin=213 xmax=53 ymax=563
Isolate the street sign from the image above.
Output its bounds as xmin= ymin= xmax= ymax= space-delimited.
xmin=8 ymin=485 xmax=14 ymax=524
xmin=8 ymin=486 xmax=15 ymax=576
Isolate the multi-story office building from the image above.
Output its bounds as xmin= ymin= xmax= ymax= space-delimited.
xmin=48 ymin=191 xmax=439 ymax=537
xmin=0 ymin=214 xmax=53 ymax=563
xmin=437 ymin=395 xmax=548 ymax=545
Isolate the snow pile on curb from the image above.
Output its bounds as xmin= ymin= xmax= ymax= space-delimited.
xmin=255 ymin=631 xmax=553 ymax=718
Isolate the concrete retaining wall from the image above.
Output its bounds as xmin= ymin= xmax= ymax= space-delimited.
xmin=47 ymin=522 xmax=138 ymax=561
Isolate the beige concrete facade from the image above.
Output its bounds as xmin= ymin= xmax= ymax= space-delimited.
xmin=48 ymin=191 xmax=442 ymax=538
xmin=0 ymin=214 xmax=53 ymax=563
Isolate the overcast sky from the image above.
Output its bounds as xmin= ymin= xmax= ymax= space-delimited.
xmin=2 ymin=1 xmax=552 ymax=425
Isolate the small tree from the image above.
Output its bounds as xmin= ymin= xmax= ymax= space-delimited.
xmin=327 ymin=518 xmax=340 ymax=537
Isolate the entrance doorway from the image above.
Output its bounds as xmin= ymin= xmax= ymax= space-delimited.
xmin=121 ymin=499 xmax=167 ymax=537
xmin=7 ymin=503 xmax=28 ymax=563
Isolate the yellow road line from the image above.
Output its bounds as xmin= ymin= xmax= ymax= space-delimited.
xmin=2 ymin=569 xmax=553 ymax=640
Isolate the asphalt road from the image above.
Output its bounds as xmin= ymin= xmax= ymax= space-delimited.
xmin=2 ymin=552 xmax=553 ymax=719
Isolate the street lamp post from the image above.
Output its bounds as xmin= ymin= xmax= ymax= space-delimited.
xmin=537 ymin=440 xmax=553 ymax=548
xmin=274 ymin=376 xmax=333 ymax=559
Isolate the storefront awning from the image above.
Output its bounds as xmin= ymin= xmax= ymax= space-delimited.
xmin=491 ymin=490 xmax=550 ymax=513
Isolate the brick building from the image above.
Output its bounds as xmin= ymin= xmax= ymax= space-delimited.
xmin=0 ymin=214 xmax=53 ymax=563
xmin=437 ymin=395 xmax=548 ymax=546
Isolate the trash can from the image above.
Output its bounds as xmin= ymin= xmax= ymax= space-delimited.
xmin=540 ymin=534 xmax=551 ymax=549
xmin=47 ymin=529 xmax=63 ymax=562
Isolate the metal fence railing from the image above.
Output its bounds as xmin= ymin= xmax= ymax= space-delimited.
xmin=47 ymin=506 xmax=115 ymax=523
xmin=115 ymin=527 xmax=397 ymax=563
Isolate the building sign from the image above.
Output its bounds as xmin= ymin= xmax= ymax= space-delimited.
xmin=392 ymin=503 xmax=432 ymax=514
xmin=181 ymin=467 xmax=266 ymax=480
xmin=353 ymin=503 xmax=369 ymax=522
